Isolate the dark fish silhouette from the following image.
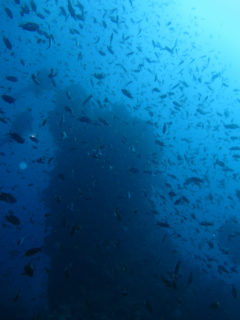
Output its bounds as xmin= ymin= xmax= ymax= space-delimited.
xmin=25 ymin=247 xmax=42 ymax=257
xmin=121 ymin=88 xmax=133 ymax=99
xmin=2 ymin=36 xmax=12 ymax=50
xmin=4 ymin=7 xmax=13 ymax=19
xmin=20 ymin=22 xmax=39 ymax=32
xmin=1 ymin=94 xmax=15 ymax=104
xmin=22 ymin=263 xmax=34 ymax=277
xmin=9 ymin=132 xmax=25 ymax=144
xmin=0 ymin=192 xmax=16 ymax=203
xmin=5 ymin=214 xmax=20 ymax=225
xmin=6 ymin=76 xmax=18 ymax=82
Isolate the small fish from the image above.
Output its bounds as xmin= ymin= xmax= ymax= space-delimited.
xmin=2 ymin=36 xmax=12 ymax=50
xmin=22 ymin=263 xmax=34 ymax=277
xmin=9 ymin=132 xmax=25 ymax=144
xmin=121 ymin=88 xmax=133 ymax=99
xmin=188 ymin=272 xmax=193 ymax=285
xmin=230 ymin=146 xmax=240 ymax=151
xmin=20 ymin=4 xmax=30 ymax=16
xmin=6 ymin=76 xmax=18 ymax=82
xmin=210 ymin=301 xmax=220 ymax=309
xmin=64 ymin=106 xmax=72 ymax=113
xmin=82 ymin=94 xmax=93 ymax=107
xmin=20 ymin=22 xmax=39 ymax=32
xmin=145 ymin=299 xmax=153 ymax=314
xmin=4 ymin=7 xmax=13 ymax=19
xmin=98 ymin=117 xmax=109 ymax=126
xmin=31 ymin=73 xmax=40 ymax=85
xmin=0 ymin=192 xmax=16 ymax=203
xmin=156 ymin=221 xmax=170 ymax=228
xmin=5 ymin=214 xmax=20 ymax=225
xmin=2 ymin=94 xmax=15 ymax=104
xmin=200 ymin=221 xmax=214 ymax=227
xmin=13 ymin=291 xmax=21 ymax=302
xmin=232 ymin=285 xmax=237 ymax=299
xmin=29 ymin=135 xmax=39 ymax=143
xmin=93 ymin=73 xmax=105 ymax=80
xmin=184 ymin=177 xmax=204 ymax=187
xmin=114 ymin=208 xmax=122 ymax=221
xmin=218 ymin=265 xmax=229 ymax=274
xmin=174 ymin=261 xmax=181 ymax=275
xmin=59 ymin=6 xmax=67 ymax=17
xmin=78 ymin=116 xmax=92 ymax=124
xmin=25 ymin=247 xmax=42 ymax=257
xmin=30 ymin=0 xmax=37 ymax=12
xmin=155 ymin=139 xmax=164 ymax=147
xmin=68 ymin=0 xmax=76 ymax=19
xmin=224 ymin=123 xmax=240 ymax=129
xmin=129 ymin=167 xmax=139 ymax=174
xmin=162 ymin=123 xmax=167 ymax=134
xmin=174 ymin=196 xmax=189 ymax=205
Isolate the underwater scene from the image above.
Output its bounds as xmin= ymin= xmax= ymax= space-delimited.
xmin=1 ymin=0 xmax=240 ymax=319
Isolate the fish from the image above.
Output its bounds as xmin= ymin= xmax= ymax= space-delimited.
xmin=161 ymin=275 xmax=177 ymax=289
xmin=0 ymin=117 xmax=8 ymax=124
xmin=82 ymin=94 xmax=93 ymax=107
xmin=4 ymin=7 xmax=13 ymax=19
xmin=156 ymin=221 xmax=170 ymax=228
xmin=98 ymin=118 xmax=109 ymax=126
xmin=31 ymin=73 xmax=40 ymax=85
xmin=162 ymin=123 xmax=167 ymax=134
xmin=22 ymin=263 xmax=34 ymax=277
xmin=200 ymin=221 xmax=214 ymax=227
xmin=2 ymin=36 xmax=12 ymax=50
xmin=232 ymin=285 xmax=237 ymax=299
xmin=5 ymin=214 xmax=20 ymax=225
xmin=6 ymin=76 xmax=18 ymax=82
xmin=230 ymin=146 xmax=240 ymax=151
xmin=20 ymin=22 xmax=39 ymax=32
xmin=129 ymin=167 xmax=139 ymax=174
xmin=25 ymin=247 xmax=42 ymax=257
xmin=93 ymin=73 xmax=105 ymax=80
xmin=9 ymin=132 xmax=25 ymax=144
xmin=20 ymin=4 xmax=30 ymax=16
xmin=224 ymin=123 xmax=240 ymax=129
xmin=218 ymin=264 xmax=229 ymax=274
xmin=0 ymin=192 xmax=16 ymax=203
xmin=215 ymin=159 xmax=225 ymax=167
xmin=107 ymin=46 xmax=114 ymax=54
xmin=59 ymin=6 xmax=67 ymax=17
xmin=155 ymin=139 xmax=164 ymax=147
xmin=64 ymin=106 xmax=72 ymax=113
xmin=114 ymin=208 xmax=122 ymax=221
xmin=1 ymin=94 xmax=15 ymax=104
xmin=78 ymin=116 xmax=92 ymax=124
xmin=48 ymin=68 xmax=57 ymax=87
xmin=121 ymin=88 xmax=133 ymax=99
xmin=174 ymin=196 xmax=189 ymax=205
xmin=68 ymin=0 xmax=76 ymax=19
xmin=188 ymin=272 xmax=193 ymax=285
xmin=184 ymin=177 xmax=204 ymax=187
xmin=30 ymin=0 xmax=37 ymax=12
xmin=145 ymin=299 xmax=153 ymax=314
xmin=210 ymin=301 xmax=220 ymax=309
xmin=174 ymin=261 xmax=181 ymax=275
xmin=36 ymin=12 xmax=45 ymax=19
xmin=29 ymin=135 xmax=39 ymax=143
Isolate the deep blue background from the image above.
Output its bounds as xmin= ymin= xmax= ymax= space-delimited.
xmin=1 ymin=1 xmax=240 ymax=319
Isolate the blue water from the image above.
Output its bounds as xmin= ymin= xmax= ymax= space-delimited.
xmin=1 ymin=1 xmax=240 ymax=319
